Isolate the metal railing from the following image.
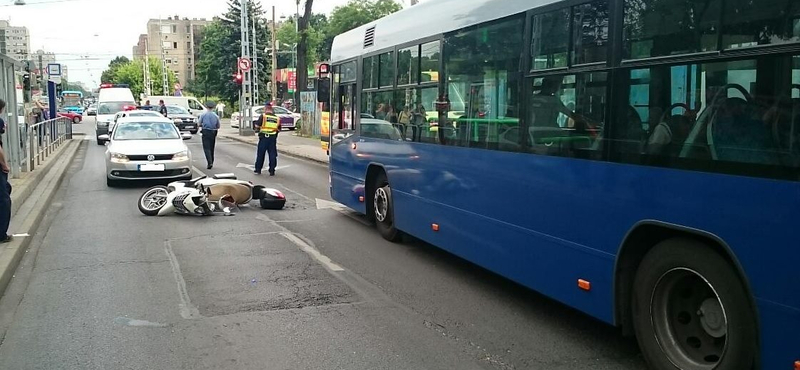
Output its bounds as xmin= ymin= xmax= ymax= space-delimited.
xmin=24 ymin=116 xmax=72 ymax=171
xmin=2 ymin=52 xmax=74 ymax=178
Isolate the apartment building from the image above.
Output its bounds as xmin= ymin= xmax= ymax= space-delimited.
xmin=0 ymin=20 xmax=30 ymax=62
xmin=138 ymin=16 xmax=210 ymax=88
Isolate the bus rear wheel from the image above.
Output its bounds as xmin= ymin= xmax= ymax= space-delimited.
xmin=373 ymin=173 xmax=402 ymax=242
xmin=632 ymin=239 xmax=757 ymax=370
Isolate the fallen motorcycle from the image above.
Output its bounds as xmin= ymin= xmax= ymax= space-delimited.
xmin=137 ymin=174 xmax=286 ymax=216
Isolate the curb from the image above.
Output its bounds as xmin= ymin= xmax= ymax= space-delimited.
xmin=10 ymin=140 xmax=75 ymax=216
xmin=0 ymin=139 xmax=81 ymax=298
xmin=222 ymin=134 xmax=329 ymax=165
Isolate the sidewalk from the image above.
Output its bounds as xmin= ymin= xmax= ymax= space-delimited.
xmin=0 ymin=137 xmax=81 ymax=297
xmin=217 ymin=127 xmax=329 ymax=164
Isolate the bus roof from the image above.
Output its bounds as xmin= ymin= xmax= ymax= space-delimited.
xmin=330 ymin=0 xmax=555 ymax=63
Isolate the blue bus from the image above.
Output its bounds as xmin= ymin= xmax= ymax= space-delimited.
xmin=60 ymin=90 xmax=83 ymax=114
xmin=319 ymin=0 xmax=800 ymax=368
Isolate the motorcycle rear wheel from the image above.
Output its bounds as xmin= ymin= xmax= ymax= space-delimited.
xmin=139 ymin=186 xmax=169 ymax=216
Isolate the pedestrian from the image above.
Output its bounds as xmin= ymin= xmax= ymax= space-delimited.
xmin=158 ymin=100 xmax=168 ymax=117
xmin=143 ymin=100 xmax=152 ymax=110
xmin=253 ymin=102 xmax=281 ymax=176
xmin=0 ymin=99 xmax=12 ymax=243
xmin=198 ymin=101 xmax=220 ymax=169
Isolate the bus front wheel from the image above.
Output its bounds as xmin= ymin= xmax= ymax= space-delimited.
xmin=373 ymin=173 xmax=402 ymax=242
xmin=632 ymin=239 xmax=757 ymax=370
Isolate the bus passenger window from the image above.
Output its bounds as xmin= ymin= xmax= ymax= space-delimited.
xmin=444 ymin=16 xmax=524 ymax=151
xmin=613 ymin=54 xmax=800 ymax=178
xmin=528 ymin=72 xmax=608 ymax=159
xmin=723 ymin=0 xmax=800 ymax=49
xmin=623 ymin=0 xmax=721 ymax=59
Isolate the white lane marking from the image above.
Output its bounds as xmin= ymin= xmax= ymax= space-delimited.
xmin=11 ymin=233 xmax=29 ymax=237
xmin=280 ymin=232 xmax=344 ymax=272
xmin=236 ymin=163 xmax=291 ymax=171
xmin=236 ymin=163 xmax=255 ymax=171
xmin=191 ymin=166 xmax=205 ymax=177
xmin=315 ymin=198 xmax=346 ymax=210
xmin=164 ymin=240 xmax=201 ymax=320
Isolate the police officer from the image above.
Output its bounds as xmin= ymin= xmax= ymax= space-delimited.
xmin=253 ymin=102 xmax=281 ymax=176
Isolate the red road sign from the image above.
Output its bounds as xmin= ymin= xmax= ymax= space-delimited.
xmin=238 ymin=57 xmax=252 ymax=72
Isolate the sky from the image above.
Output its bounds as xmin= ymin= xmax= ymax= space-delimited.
xmin=1 ymin=0 xmax=418 ymax=87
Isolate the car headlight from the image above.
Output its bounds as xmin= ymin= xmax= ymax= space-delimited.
xmin=110 ymin=152 xmax=129 ymax=163
xmin=172 ymin=150 xmax=189 ymax=161
xmin=173 ymin=118 xmax=182 ymax=124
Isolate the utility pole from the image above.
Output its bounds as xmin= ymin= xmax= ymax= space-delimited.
xmin=271 ymin=5 xmax=277 ymax=103
xmin=252 ymin=13 xmax=259 ymax=104
xmin=144 ymin=38 xmax=152 ymax=96
xmin=159 ymin=17 xmax=169 ymax=95
xmin=240 ymin=0 xmax=254 ymax=135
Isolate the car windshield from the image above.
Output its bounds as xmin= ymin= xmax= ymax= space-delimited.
xmin=166 ymin=105 xmax=189 ymax=114
xmin=112 ymin=122 xmax=180 ymax=141
xmin=98 ymin=102 xmax=132 ymax=115
xmin=273 ymin=106 xmax=290 ymax=114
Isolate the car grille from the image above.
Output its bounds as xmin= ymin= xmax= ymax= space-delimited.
xmin=127 ymin=154 xmax=174 ymax=161
xmin=113 ymin=169 xmax=185 ymax=178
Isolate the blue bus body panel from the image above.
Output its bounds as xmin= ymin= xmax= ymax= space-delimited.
xmin=330 ymin=137 xmax=800 ymax=369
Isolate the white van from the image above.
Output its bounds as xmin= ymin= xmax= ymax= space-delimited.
xmin=96 ymin=84 xmax=136 ymax=145
xmin=142 ymin=96 xmax=205 ymax=118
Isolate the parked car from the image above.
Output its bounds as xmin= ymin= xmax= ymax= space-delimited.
xmin=56 ymin=108 xmax=82 ymax=124
xmin=231 ymin=106 xmax=298 ymax=130
xmin=86 ymin=104 xmax=97 ymax=116
xmin=164 ymin=105 xmax=199 ymax=134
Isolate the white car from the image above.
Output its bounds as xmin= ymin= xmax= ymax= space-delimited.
xmin=230 ymin=106 xmax=300 ymax=130
xmin=100 ymin=116 xmax=193 ymax=187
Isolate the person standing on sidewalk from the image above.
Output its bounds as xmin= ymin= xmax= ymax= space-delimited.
xmin=198 ymin=101 xmax=220 ymax=169
xmin=0 ymin=99 xmax=12 ymax=243
xmin=253 ymin=102 xmax=281 ymax=176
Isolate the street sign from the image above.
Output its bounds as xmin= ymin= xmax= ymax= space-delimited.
xmin=46 ymin=63 xmax=61 ymax=76
xmin=238 ymin=57 xmax=252 ymax=72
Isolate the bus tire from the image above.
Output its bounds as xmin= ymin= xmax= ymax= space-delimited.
xmin=373 ymin=173 xmax=402 ymax=242
xmin=632 ymin=239 xmax=756 ymax=370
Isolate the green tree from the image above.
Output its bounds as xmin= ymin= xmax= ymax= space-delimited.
xmin=211 ymin=0 xmax=272 ymax=104
xmin=321 ymin=0 xmax=402 ymax=59
xmin=100 ymin=56 xmax=131 ymax=83
xmin=101 ymin=57 xmax=177 ymax=98
xmin=195 ymin=21 xmax=231 ymax=101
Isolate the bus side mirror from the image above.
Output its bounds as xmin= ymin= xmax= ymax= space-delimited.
xmin=317 ymin=79 xmax=330 ymax=103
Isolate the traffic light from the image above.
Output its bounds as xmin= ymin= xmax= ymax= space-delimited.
xmin=56 ymin=83 xmax=63 ymax=95
xmin=234 ymin=71 xmax=243 ymax=85
xmin=22 ymin=73 xmax=31 ymax=91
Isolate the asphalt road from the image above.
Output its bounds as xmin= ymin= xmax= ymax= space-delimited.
xmin=0 ymin=117 xmax=647 ymax=369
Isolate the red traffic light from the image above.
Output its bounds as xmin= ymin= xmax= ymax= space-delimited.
xmin=317 ymin=63 xmax=330 ymax=75
xmin=234 ymin=72 xmax=243 ymax=85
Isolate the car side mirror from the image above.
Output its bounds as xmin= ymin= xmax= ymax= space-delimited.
xmin=181 ymin=132 xmax=192 ymax=140
xmin=98 ymin=134 xmax=110 ymax=141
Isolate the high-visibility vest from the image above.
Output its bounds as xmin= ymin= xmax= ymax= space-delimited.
xmin=260 ymin=114 xmax=279 ymax=135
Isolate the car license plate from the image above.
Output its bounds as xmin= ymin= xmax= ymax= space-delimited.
xmin=185 ymin=125 xmax=195 ymax=129
xmin=139 ymin=164 xmax=165 ymax=172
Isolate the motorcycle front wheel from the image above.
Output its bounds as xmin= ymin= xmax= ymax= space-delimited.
xmin=139 ymin=186 xmax=169 ymax=216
